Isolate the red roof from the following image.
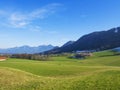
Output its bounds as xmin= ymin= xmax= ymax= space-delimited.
xmin=0 ymin=56 xmax=7 ymax=60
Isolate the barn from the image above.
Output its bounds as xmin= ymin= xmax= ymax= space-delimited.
xmin=0 ymin=56 xmax=7 ymax=61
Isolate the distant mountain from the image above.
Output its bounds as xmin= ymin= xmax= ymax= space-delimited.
xmin=45 ymin=27 xmax=120 ymax=54
xmin=0 ymin=45 xmax=55 ymax=54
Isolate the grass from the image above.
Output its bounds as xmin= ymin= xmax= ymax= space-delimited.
xmin=0 ymin=50 xmax=120 ymax=90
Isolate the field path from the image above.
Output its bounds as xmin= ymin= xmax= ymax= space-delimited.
xmin=0 ymin=59 xmax=7 ymax=61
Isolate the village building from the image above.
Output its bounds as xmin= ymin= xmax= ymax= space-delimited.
xmin=70 ymin=50 xmax=93 ymax=59
xmin=0 ymin=56 xmax=7 ymax=61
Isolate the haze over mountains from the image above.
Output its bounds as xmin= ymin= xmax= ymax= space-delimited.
xmin=0 ymin=45 xmax=55 ymax=54
xmin=45 ymin=27 xmax=120 ymax=54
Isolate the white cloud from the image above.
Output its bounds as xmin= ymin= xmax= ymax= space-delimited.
xmin=29 ymin=26 xmax=42 ymax=32
xmin=0 ymin=3 xmax=62 ymax=28
xmin=29 ymin=3 xmax=61 ymax=19
xmin=9 ymin=13 xmax=29 ymax=28
xmin=10 ymin=21 xmax=28 ymax=28
xmin=10 ymin=13 xmax=26 ymax=21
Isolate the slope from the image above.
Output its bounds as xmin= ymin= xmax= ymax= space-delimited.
xmin=45 ymin=27 xmax=120 ymax=54
xmin=0 ymin=50 xmax=120 ymax=90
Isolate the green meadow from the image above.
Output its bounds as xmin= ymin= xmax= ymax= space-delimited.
xmin=0 ymin=50 xmax=120 ymax=90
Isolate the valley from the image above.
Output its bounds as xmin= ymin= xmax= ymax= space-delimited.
xmin=0 ymin=50 xmax=120 ymax=90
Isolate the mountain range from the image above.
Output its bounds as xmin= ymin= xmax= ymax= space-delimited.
xmin=45 ymin=27 xmax=120 ymax=54
xmin=0 ymin=45 xmax=55 ymax=54
xmin=1 ymin=27 xmax=120 ymax=54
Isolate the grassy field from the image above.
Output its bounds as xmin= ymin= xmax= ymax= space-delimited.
xmin=0 ymin=50 xmax=120 ymax=90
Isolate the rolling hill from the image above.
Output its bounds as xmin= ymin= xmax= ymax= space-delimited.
xmin=0 ymin=50 xmax=120 ymax=90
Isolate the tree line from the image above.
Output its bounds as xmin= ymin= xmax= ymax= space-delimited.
xmin=10 ymin=54 xmax=49 ymax=61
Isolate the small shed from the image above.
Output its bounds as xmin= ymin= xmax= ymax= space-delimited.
xmin=0 ymin=56 xmax=7 ymax=61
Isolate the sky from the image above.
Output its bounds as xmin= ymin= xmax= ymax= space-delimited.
xmin=0 ymin=0 xmax=120 ymax=48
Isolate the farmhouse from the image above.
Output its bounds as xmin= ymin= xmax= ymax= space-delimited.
xmin=0 ymin=56 xmax=7 ymax=61
xmin=70 ymin=51 xmax=93 ymax=59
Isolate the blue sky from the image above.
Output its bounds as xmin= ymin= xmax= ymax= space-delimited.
xmin=0 ymin=0 xmax=120 ymax=48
